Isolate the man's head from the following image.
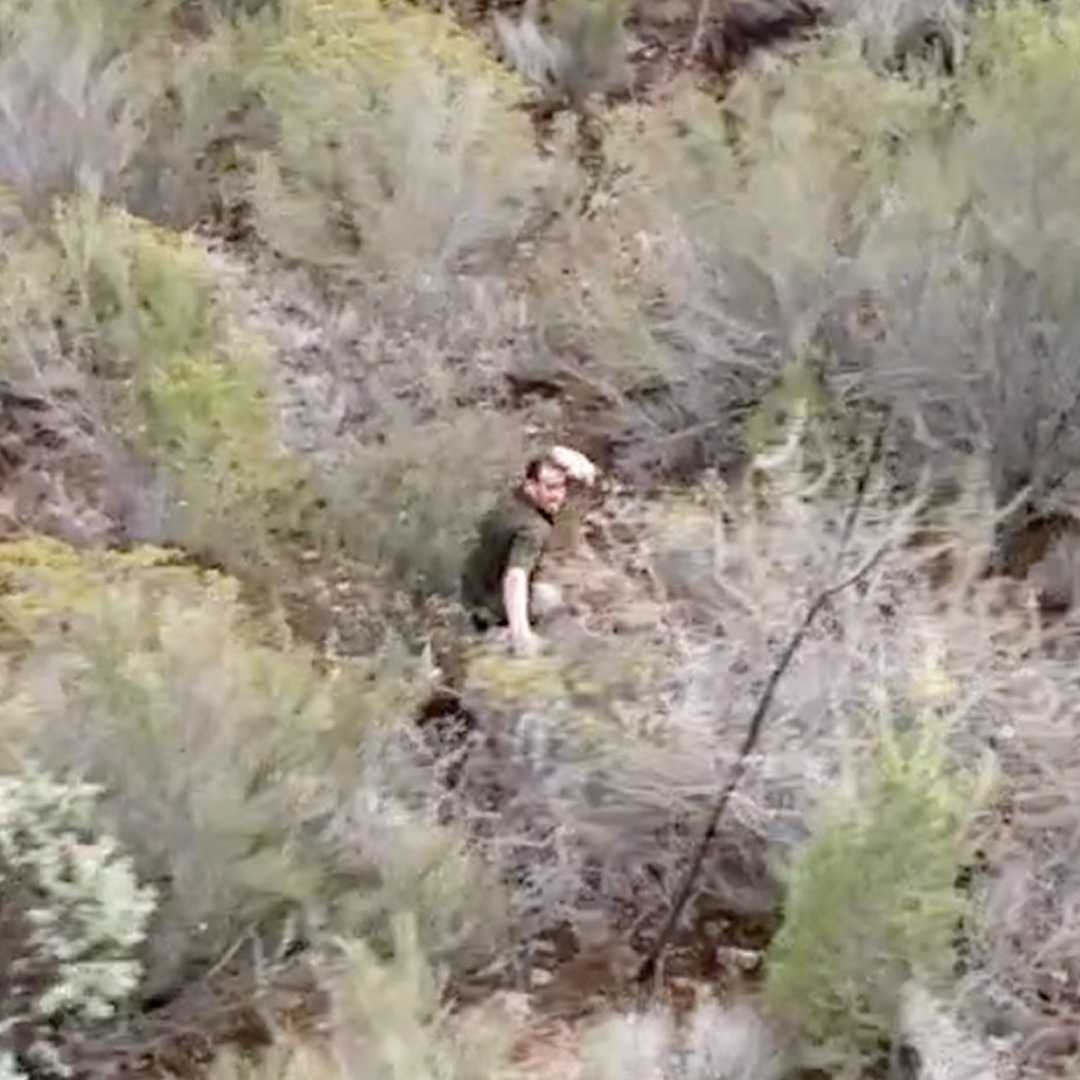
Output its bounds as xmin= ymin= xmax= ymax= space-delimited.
xmin=522 ymin=455 xmax=569 ymax=516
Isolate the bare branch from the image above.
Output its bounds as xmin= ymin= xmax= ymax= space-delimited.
xmin=634 ymin=412 xmax=892 ymax=994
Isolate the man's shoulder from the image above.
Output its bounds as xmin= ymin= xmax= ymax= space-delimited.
xmin=486 ymin=489 xmax=550 ymax=533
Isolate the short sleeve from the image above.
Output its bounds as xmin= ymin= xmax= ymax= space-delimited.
xmin=505 ymin=522 xmax=546 ymax=573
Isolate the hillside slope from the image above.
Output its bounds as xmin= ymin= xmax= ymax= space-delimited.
xmin=3 ymin=1 xmax=1080 ymax=1078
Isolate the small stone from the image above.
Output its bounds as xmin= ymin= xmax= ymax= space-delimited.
xmin=492 ymin=990 xmax=533 ymax=1023
xmin=1023 ymin=1024 xmax=1080 ymax=1061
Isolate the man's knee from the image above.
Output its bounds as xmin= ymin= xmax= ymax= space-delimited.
xmin=530 ymin=581 xmax=565 ymax=622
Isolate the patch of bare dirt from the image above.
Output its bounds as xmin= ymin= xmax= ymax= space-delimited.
xmin=451 ymin=0 xmax=828 ymax=102
xmin=0 ymin=379 xmax=169 ymax=549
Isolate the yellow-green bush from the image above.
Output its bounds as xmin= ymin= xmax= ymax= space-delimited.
xmin=954 ymin=0 xmax=1080 ymax=240
xmin=1 ymin=191 xmax=540 ymax=629
xmin=254 ymin=0 xmax=529 ymax=107
xmin=0 ymin=534 xmax=205 ymax=657
xmin=463 ymin=627 xmax=678 ymax=750
xmin=964 ymin=0 xmax=1080 ymax=96
xmin=48 ymin=197 xmax=275 ymax=434
xmin=242 ymin=0 xmax=565 ymax=283
xmin=764 ymin=700 xmax=996 ymax=1071
xmin=1 ymin=196 xmax=319 ymax=587
xmin=0 ymin=537 xmax=505 ymax=1001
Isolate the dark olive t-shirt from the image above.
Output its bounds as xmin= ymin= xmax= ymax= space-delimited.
xmin=461 ymin=487 xmax=554 ymax=624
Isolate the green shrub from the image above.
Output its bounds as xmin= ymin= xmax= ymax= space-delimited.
xmin=0 ymin=762 xmax=158 ymax=1079
xmin=0 ymin=538 xmax=506 ymax=1001
xmin=1 ymin=192 xmax=533 ymax=630
xmin=0 ymin=535 xmax=204 ymax=661
xmin=243 ymin=0 xmax=567 ymax=286
xmin=252 ymin=0 xmax=529 ymax=110
xmin=764 ymin=701 xmax=996 ymax=1071
xmin=1 ymin=197 xmax=320 ymax=589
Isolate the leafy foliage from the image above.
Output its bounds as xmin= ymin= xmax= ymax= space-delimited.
xmin=764 ymin=701 xmax=997 ymax=1069
xmin=0 ymin=763 xmax=157 ymax=1079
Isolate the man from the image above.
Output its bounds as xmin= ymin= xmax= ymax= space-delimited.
xmin=461 ymin=446 xmax=597 ymax=656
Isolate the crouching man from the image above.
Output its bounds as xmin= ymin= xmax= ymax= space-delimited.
xmin=460 ymin=446 xmax=598 ymax=657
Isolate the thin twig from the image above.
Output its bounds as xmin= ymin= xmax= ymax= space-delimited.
xmin=199 ymin=923 xmax=258 ymax=988
xmin=837 ymin=413 xmax=887 ymax=553
xmin=687 ymin=0 xmax=715 ymax=66
xmin=634 ymin=413 xmax=891 ymax=996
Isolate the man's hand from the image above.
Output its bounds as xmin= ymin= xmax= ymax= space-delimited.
xmin=509 ymin=627 xmax=545 ymax=658
xmin=548 ymin=445 xmax=598 ymax=486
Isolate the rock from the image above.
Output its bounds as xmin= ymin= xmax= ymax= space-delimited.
xmin=1021 ymin=1023 xmax=1080 ymax=1062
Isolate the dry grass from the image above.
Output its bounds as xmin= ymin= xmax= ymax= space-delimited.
xmin=577 ymin=0 xmax=1080 ymax=521
xmin=0 ymin=0 xmax=160 ymax=206
xmin=0 ymin=0 xmax=257 ymax=230
xmin=0 ymin=538 xmax=508 ymax=1032
xmin=4 ymin=0 xmax=1080 ymax=1078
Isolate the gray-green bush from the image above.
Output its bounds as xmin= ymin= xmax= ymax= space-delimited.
xmin=0 ymin=763 xmax=157 ymax=1078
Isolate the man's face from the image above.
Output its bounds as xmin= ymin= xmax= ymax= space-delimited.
xmin=525 ymin=461 xmax=569 ymax=515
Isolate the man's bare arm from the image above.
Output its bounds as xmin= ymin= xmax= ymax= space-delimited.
xmin=503 ymin=566 xmax=533 ymax=646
